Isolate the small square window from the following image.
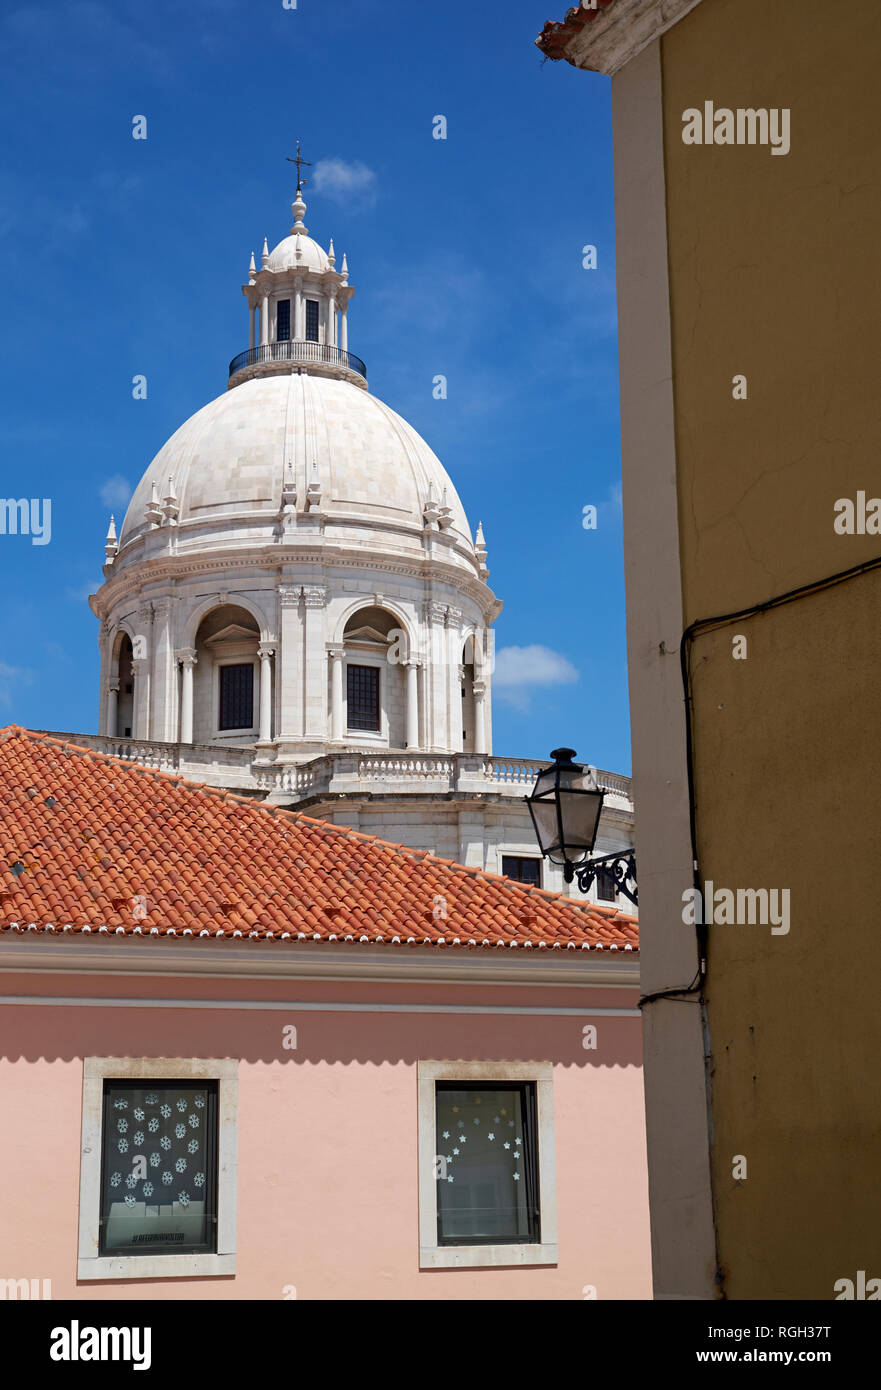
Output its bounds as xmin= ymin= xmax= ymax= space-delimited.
xmin=99 ymin=1081 xmax=218 ymax=1258
xmin=347 ymin=663 xmax=380 ymax=732
xmin=305 ymin=299 xmax=319 ymax=342
xmin=219 ymin=663 xmax=254 ymax=730
xmin=595 ymin=868 xmax=617 ymax=901
xmin=501 ymin=856 xmax=542 ymax=888
xmin=277 ymin=299 xmax=291 ymax=341
xmin=435 ymin=1083 xmax=539 ymax=1246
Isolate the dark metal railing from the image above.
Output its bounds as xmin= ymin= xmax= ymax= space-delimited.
xmin=228 ymin=340 xmax=367 ymax=381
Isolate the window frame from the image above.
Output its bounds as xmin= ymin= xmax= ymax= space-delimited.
xmin=78 ymin=1058 xmax=238 ymax=1281
xmin=97 ymin=1079 xmax=219 ymax=1259
xmin=434 ymin=1080 xmax=540 ymax=1247
xmin=305 ymin=298 xmax=319 ymax=342
xmin=346 ymin=661 xmax=381 ymax=733
xmin=276 ymin=297 xmax=291 ymax=342
xmin=218 ymin=660 xmax=255 ymax=732
xmin=501 ymin=855 xmax=542 ymax=888
xmin=417 ymin=1061 xmax=557 ymax=1270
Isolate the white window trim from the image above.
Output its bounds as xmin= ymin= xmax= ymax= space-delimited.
xmin=417 ymin=1060 xmax=557 ymax=1269
xmin=214 ymin=653 xmax=258 ymax=738
xmin=344 ymin=655 xmax=386 ymax=741
xmin=77 ymin=1057 xmax=238 ymax=1281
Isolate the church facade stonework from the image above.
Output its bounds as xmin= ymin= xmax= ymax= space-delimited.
xmin=86 ymin=188 xmax=633 ymax=899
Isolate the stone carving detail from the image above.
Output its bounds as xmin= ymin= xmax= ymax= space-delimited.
xmin=302 ymin=586 xmax=327 ymax=609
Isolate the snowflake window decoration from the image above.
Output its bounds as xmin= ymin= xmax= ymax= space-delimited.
xmin=145 ymin=1093 xmax=158 ymax=1106
xmin=148 ymin=1118 xmax=159 ymax=1133
xmin=176 ymin=1098 xmax=187 ymax=1112
xmin=160 ymin=1104 xmax=171 ymax=1119
xmin=117 ymin=1119 xmax=128 ymax=1133
xmin=110 ymin=1172 xmax=122 ymax=1188
xmin=194 ymin=1172 xmax=205 ymax=1188
xmin=124 ymin=1193 xmax=136 ymax=1207
xmin=134 ymin=1107 xmax=145 ymax=1121
xmin=175 ymin=1123 xmax=186 ymax=1139
xmin=142 ymin=1182 xmax=154 ymax=1198
xmin=160 ymin=1136 xmax=171 ymax=1151
xmin=162 ymin=1171 xmax=173 ymax=1185
xmin=188 ymin=1113 xmax=199 ymax=1129
xmin=113 ymin=1099 xmax=128 ymax=1111
xmin=125 ymin=1173 xmax=137 ymax=1189
xmin=118 ymin=1138 xmax=128 ymax=1153
xmin=133 ymin=1131 xmax=144 ymax=1147
xmin=149 ymin=1152 xmax=161 ymax=1167
xmin=194 ymin=1095 xmax=205 ymax=1109
xmin=187 ymin=1139 xmax=199 ymax=1154
xmin=175 ymin=1157 xmax=187 ymax=1173
xmin=178 ymin=1192 xmax=190 ymax=1207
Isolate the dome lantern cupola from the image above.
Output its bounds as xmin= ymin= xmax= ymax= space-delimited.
xmin=230 ymin=145 xmax=363 ymax=391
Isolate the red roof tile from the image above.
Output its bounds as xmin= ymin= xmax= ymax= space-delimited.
xmin=0 ymin=727 xmax=638 ymax=952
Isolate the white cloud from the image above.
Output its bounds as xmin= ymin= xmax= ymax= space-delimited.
xmin=493 ymin=645 xmax=579 ymax=711
xmin=311 ymin=158 xmax=378 ymax=207
xmin=0 ymin=661 xmax=32 ymax=709
xmin=100 ymin=474 xmax=132 ymax=510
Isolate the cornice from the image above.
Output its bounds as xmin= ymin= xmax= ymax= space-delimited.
xmin=0 ymin=934 xmax=639 ymax=988
xmin=93 ymin=545 xmax=500 ymax=623
xmin=537 ymin=0 xmax=703 ymax=75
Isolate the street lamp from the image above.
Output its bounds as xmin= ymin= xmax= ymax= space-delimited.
xmin=526 ymin=748 xmax=637 ymax=907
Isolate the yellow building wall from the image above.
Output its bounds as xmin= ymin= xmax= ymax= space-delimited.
xmin=660 ymin=0 xmax=881 ymax=1297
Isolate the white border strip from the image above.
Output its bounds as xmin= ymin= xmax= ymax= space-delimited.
xmin=0 ymin=995 xmax=639 ymax=1017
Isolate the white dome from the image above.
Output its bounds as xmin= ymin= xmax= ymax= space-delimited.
xmin=117 ymin=373 xmax=476 ymax=572
xmin=266 ymin=232 xmax=329 ymax=273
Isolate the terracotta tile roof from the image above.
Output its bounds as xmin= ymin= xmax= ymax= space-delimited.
xmin=536 ymin=0 xmax=616 ymax=63
xmin=0 ymin=727 xmax=638 ymax=952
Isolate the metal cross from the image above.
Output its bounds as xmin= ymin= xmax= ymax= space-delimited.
xmin=286 ymin=141 xmax=312 ymax=195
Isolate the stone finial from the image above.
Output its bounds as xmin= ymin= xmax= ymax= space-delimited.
xmin=341 ymin=252 xmax=348 ymax=277
xmin=290 ymin=193 xmax=308 ymax=235
xmin=306 ymin=459 xmax=321 ymax=512
xmin=423 ymin=480 xmax=441 ymax=526
xmin=328 ymin=237 xmax=336 ymax=268
xmin=104 ymin=515 xmax=118 ymax=562
xmin=475 ymin=520 xmax=489 ymax=577
xmin=162 ymin=474 xmax=180 ymax=527
xmin=261 ymin=237 xmax=270 ymax=268
xmin=437 ymin=486 xmax=453 ymax=530
xmin=248 ymin=250 xmax=256 ymax=277
xmin=145 ymin=479 xmax=163 ymax=528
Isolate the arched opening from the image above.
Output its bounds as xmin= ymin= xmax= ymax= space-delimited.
xmin=461 ymin=638 xmax=476 ymax=753
xmin=340 ymin=606 xmax=408 ymax=747
xmin=192 ymin=604 xmax=261 ymax=744
xmin=115 ymin=634 xmax=134 ymax=738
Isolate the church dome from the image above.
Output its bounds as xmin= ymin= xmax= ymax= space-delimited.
xmin=266 ymin=232 xmax=329 ymax=273
xmin=115 ymin=371 xmax=476 ymax=573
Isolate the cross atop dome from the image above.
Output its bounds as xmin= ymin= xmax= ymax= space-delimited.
xmin=286 ymin=139 xmax=312 ymax=196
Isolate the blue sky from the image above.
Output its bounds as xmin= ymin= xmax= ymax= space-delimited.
xmin=0 ymin=0 xmax=629 ymax=775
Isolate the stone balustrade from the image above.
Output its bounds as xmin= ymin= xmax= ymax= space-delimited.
xmin=42 ymin=733 xmax=633 ymax=810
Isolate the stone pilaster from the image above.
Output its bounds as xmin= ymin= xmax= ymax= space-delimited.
xmin=303 ymin=586 xmax=327 ymax=739
xmin=277 ymin=585 xmax=302 ymax=738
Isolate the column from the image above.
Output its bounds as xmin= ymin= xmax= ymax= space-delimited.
xmin=106 ymin=678 xmax=119 ymax=737
xmin=472 ymin=680 xmax=487 ymax=755
xmin=328 ymin=296 xmax=337 ymax=348
xmin=302 ymin=586 xmax=327 ymax=739
xmin=294 ymin=280 xmax=303 ymax=340
xmin=261 ymin=293 xmax=269 ymax=346
xmin=340 ymin=304 xmax=348 ymax=352
xmin=249 ymin=303 xmax=255 ymax=350
xmin=179 ymin=650 xmax=197 ymax=743
xmin=257 ymin=644 xmax=274 ymax=742
xmin=150 ymin=597 xmax=175 ymax=742
xmin=426 ymin=601 xmax=448 ymax=751
xmin=277 ymin=585 xmax=301 ymax=739
xmin=133 ymin=606 xmax=154 ymax=739
xmin=446 ymin=608 xmax=463 ymax=752
xmin=405 ymin=661 xmax=420 ymax=750
xmin=329 ymin=648 xmax=344 ymax=741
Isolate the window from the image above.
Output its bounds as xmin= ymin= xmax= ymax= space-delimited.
xmin=305 ymin=299 xmax=319 ymax=342
xmin=417 ymin=1061 xmax=557 ymax=1269
xmin=435 ymin=1083 xmax=539 ymax=1245
xmin=99 ymin=1081 xmax=218 ymax=1257
xmin=276 ymin=298 xmax=291 ymax=341
xmin=501 ymin=856 xmax=542 ymax=888
xmin=78 ymin=1058 xmax=238 ymax=1280
xmin=595 ymin=867 xmax=617 ymax=901
xmin=219 ymin=663 xmax=254 ymax=730
xmin=347 ymin=663 xmax=380 ymax=731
